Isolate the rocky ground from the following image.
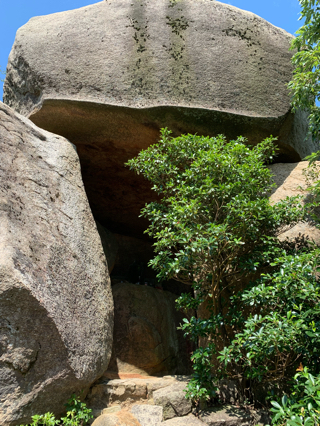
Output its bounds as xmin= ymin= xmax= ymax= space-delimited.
xmin=87 ymin=375 xmax=270 ymax=426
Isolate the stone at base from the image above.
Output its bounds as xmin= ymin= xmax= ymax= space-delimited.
xmin=102 ymin=406 xmax=123 ymax=415
xmin=86 ymin=375 xmax=178 ymax=410
xmin=160 ymin=414 xmax=206 ymax=425
xmin=153 ymin=380 xmax=192 ymax=420
xmin=130 ymin=404 xmax=163 ymax=426
xmin=108 ymin=283 xmax=192 ymax=376
xmin=199 ymin=406 xmax=252 ymax=426
xmin=92 ymin=411 xmax=141 ymax=426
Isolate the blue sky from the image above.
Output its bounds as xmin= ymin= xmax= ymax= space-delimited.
xmin=0 ymin=0 xmax=302 ymax=101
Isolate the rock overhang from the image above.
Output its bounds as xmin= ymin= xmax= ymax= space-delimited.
xmin=26 ymin=99 xmax=305 ymax=238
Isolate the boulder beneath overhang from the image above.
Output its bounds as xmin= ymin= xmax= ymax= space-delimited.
xmin=107 ymin=282 xmax=193 ymax=376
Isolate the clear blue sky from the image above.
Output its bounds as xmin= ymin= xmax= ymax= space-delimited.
xmin=0 ymin=0 xmax=302 ymax=101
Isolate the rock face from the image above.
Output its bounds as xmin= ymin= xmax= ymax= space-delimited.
xmin=269 ymin=161 xmax=320 ymax=245
xmin=92 ymin=411 xmax=141 ymax=426
xmin=130 ymin=404 xmax=163 ymax=426
xmin=86 ymin=375 xmax=177 ymax=410
xmin=270 ymin=162 xmax=314 ymax=201
xmin=161 ymin=415 xmax=207 ymax=426
xmin=0 ymin=102 xmax=113 ymax=426
xmin=96 ymin=221 xmax=119 ymax=273
xmin=107 ymin=283 xmax=193 ymax=376
xmin=199 ymin=406 xmax=252 ymax=426
xmin=4 ymin=0 xmax=298 ymax=118
xmin=3 ymin=0 xmax=317 ymax=240
xmin=153 ymin=381 xmax=192 ymax=420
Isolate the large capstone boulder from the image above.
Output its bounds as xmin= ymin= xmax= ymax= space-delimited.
xmin=107 ymin=283 xmax=193 ymax=376
xmin=3 ymin=0 xmax=317 ymax=240
xmin=0 ymin=102 xmax=113 ymax=426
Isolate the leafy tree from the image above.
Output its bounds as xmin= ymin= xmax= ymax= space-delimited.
xmin=127 ymin=129 xmax=305 ymax=402
xmin=288 ymin=0 xmax=320 ymax=142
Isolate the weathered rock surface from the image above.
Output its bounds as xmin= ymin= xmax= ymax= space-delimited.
xmin=4 ymin=0 xmax=317 ymax=240
xmin=269 ymin=161 xmax=320 ymax=245
xmin=0 ymin=102 xmax=113 ymax=425
xmin=199 ymin=406 xmax=252 ymax=426
xmin=87 ymin=376 xmax=271 ymax=426
xmin=107 ymin=283 xmax=192 ymax=376
xmin=3 ymin=0 xmax=307 ymax=124
xmin=92 ymin=410 xmax=141 ymax=426
xmin=160 ymin=414 xmax=205 ymax=425
xmin=278 ymin=221 xmax=320 ymax=245
xmin=86 ymin=375 xmax=177 ymax=412
xmin=153 ymin=380 xmax=192 ymax=420
xmin=88 ymin=378 xmax=149 ymax=409
xmin=96 ymin=221 xmax=118 ymax=273
xmin=130 ymin=404 xmax=163 ymax=426
xmin=270 ymin=162 xmax=314 ymax=201
xmin=101 ymin=406 xmax=123 ymax=416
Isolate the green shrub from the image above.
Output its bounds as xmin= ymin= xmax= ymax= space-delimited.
xmin=127 ymin=129 xmax=306 ymax=403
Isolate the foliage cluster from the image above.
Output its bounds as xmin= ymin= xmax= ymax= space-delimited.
xmin=288 ymin=0 xmax=320 ymax=142
xmin=270 ymin=368 xmax=320 ymax=426
xmin=219 ymin=249 xmax=320 ymax=383
xmin=284 ymin=3 xmax=320 ymax=420
xmin=127 ymin=129 xmax=311 ymax=404
xmin=20 ymin=395 xmax=92 ymax=426
xmin=265 ymin=164 xmax=320 ymax=424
